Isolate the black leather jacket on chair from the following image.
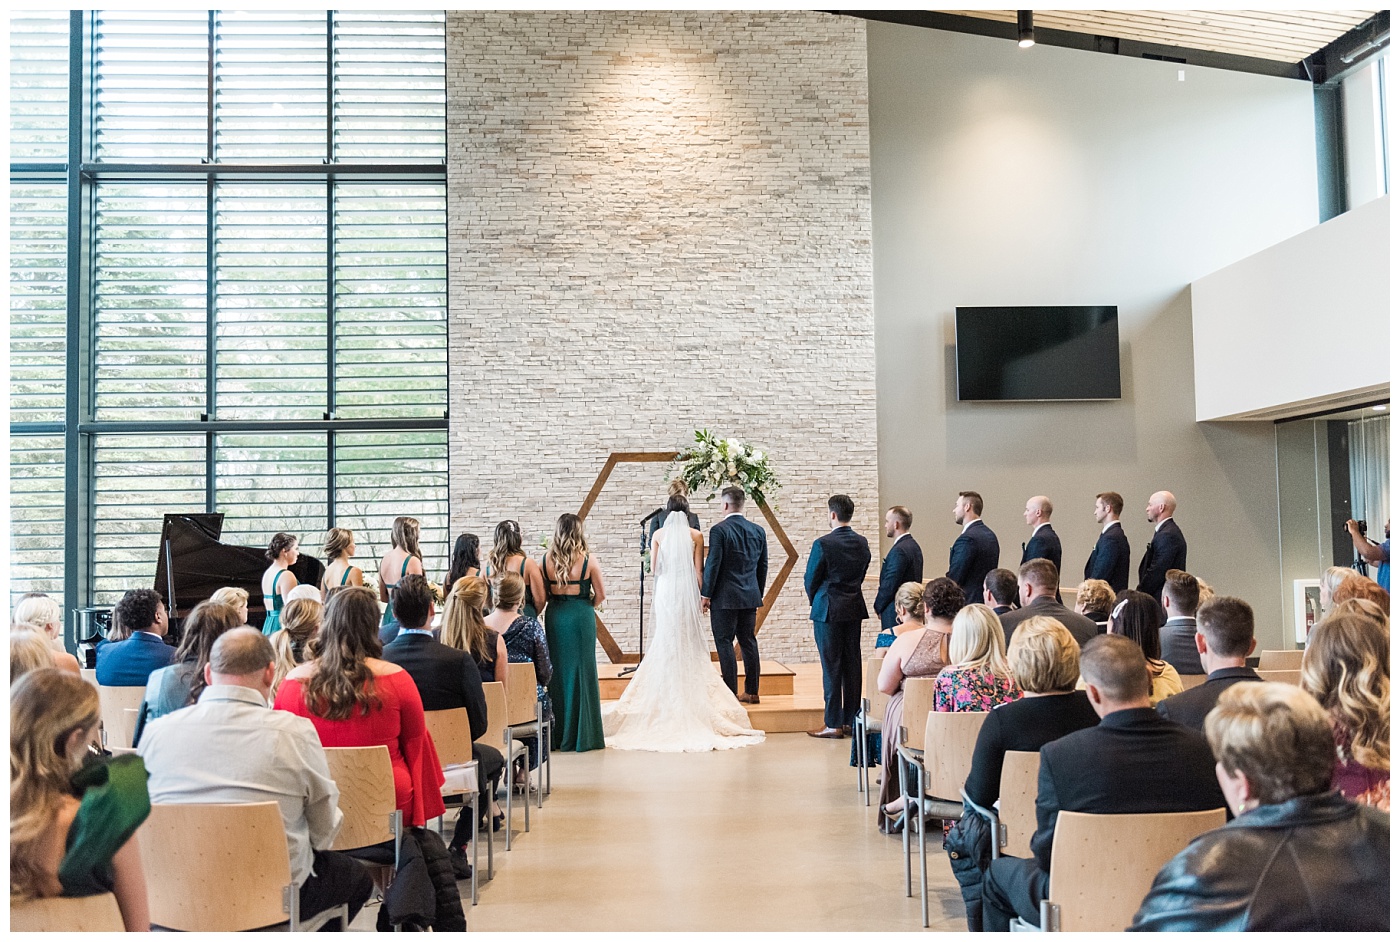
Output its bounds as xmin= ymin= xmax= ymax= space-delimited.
xmin=1129 ymin=791 xmax=1390 ymax=931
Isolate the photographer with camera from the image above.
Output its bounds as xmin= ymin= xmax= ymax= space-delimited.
xmin=1344 ymin=518 xmax=1389 ymax=593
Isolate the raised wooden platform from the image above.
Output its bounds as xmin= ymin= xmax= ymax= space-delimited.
xmin=597 ymin=661 xmax=826 ymax=734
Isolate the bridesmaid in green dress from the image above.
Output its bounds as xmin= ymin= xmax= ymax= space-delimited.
xmin=320 ymin=527 xmax=365 ymax=597
xmin=377 ymin=516 xmax=424 ymax=639
xmin=486 ymin=520 xmax=548 ymax=620
xmin=261 ymin=532 xmax=300 ymax=636
xmin=542 ymin=514 xmax=607 ymax=752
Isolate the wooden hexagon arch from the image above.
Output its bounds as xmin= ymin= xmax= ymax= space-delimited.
xmin=576 ymin=451 xmax=799 ymax=664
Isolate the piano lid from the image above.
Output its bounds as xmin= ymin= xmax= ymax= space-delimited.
xmin=154 ymin=513 xmax=266 ymax=620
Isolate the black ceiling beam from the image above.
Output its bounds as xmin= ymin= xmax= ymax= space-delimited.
xmin=1304 ymin=10 xmax=1389 ymax=86
xmin=829 ymin=10 xmax=1307 ymax=81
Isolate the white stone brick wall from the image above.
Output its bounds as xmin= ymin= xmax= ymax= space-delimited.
xmin=446 ymin=11 xmax=878 ymax=663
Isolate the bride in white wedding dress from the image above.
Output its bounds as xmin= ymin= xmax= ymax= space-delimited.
xmin=602 ymin=510 xmax=765 ymax=752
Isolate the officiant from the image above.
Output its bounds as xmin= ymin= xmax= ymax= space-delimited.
xmin=650 ymin=479 xmax=702 ymax=540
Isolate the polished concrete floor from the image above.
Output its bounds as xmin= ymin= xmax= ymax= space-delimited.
xmin=355 ymin=731 xmax=968 ymax=931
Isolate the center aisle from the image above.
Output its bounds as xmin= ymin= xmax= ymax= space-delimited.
xmin=458 ymin=733 xmax=966 ymax=931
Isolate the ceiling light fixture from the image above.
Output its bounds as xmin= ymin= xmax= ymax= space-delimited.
xmin=1018 ymin=10 xmax=1035 ymax=49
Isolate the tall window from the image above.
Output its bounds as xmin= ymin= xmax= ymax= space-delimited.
xmin=9 ymin=12 xmax=450 ymax=622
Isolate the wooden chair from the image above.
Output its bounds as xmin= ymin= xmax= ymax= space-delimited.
xmin=10 ymin=892 xmax=125 ymax=931
xmin=1256 ymin=669 xmax=1302 ymax=685
xmin=1028 ymin=808 xmax=1225 ymax=931
xmin=79 ymin=667 xmax=99 ymax=688
xmin=854 ymin=655 xmax=890 ymax=804
xmin=96 ymin=685 xmax=144 ymax=750
xmin=479 ymin=681 xmax=529 ymax=850
xmin=893 ymin=676 xmax=936 ymax=897
xmin=506 ymin=660 xmax=547 ymax=810
xmin=1177 ymin=673 xmax=1208 ymax=690
xmin=424 ymin=707 xmax=485 ymax=899
xmin=996 ymin=751 xmax=1040 ymax=859
xmin=1257 ymin=649 xmax=1304 ymax=671
xmin=324 ymin=746 xmax=402 ymax=889
xmin=138 ymin=802 xmax=349 ymax=931
xmin=908 ymin=710 xmax=988 ymax=927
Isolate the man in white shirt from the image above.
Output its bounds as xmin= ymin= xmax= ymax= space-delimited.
xmin=139 ymin=628 xmax=373 ymax=930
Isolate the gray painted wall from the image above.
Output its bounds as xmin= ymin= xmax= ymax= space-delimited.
xmin=867 ymin=22 xmax=1319 ymax=648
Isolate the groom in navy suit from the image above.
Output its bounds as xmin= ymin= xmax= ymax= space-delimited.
xmin=805 ymin=494 xmax=872 ymax=739
xmin=701 ymin=485 xmax=769 ymax=703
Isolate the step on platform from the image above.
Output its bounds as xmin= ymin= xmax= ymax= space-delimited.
xmin=596 ymin=661 xmax=826 ymax=734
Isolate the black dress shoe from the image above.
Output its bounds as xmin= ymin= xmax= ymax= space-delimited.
xmin=448 ymin=845 xmax=473 ymax=880
xmin=841 ymin=725 xmax=853 ymax=735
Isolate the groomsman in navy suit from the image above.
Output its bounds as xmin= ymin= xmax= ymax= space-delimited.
xmin=701 ymin=485 xmax=769 ymax=703
xmin=873 ymin=505 xmax=924 ymax=631
xmin=1084 ymin=490 xmax=1131 ymax=592
xmin=1020 ymin=496 xmax=1062 ymax=602
xmin=1137 ymin=490 xmax=1188 ymax=603
xmin=947 ymin=491 xmax=1000 ymax=604
xmin=804 ymin=495 xmax=871 ymax=739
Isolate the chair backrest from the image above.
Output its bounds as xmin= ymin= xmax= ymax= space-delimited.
xmin=10 ymin=892 xmax=126 ymax=932
xmin=1256 ymin=649 xmax=1304 ymax=672
xmin=997 ymin=750 xmax=1040 ymax=858
xmin=864 ymin=656 xmax=891 ymax=719
xmin=324 ymin=745 xmax=398 ymax=851
xmin=477 ymin=681 xmax=508 ymax=748
xmin=923 ymin=710 xmax=988 ymax=800
xmin=424 ymin=708 xmax=475 ymax=766
xmin=899 ymin=676 xmax=936 ymax=748
xmin=79 ymin=667 xmax=99 ymax=688
xmin=506 ymin=661 xmax=539 ymax=726
xmin=96 ymin=685 xmax=145 ymax=749
xmin=1177 ymin=673 xmax=1208 ymax=690
xmin=1256 ymin=669 xmax=1301 ymax=685
xmin=138 ymin=802 xmax=293 ymax=931
xmin=1046 ymin=808 xmax=1226 ymax=931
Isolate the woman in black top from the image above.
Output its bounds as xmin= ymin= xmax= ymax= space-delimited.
xmin=963 ymin=615 xmax=1100 ymax=808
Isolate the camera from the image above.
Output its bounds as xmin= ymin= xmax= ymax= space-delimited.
xmin=1346 ymin=519 xmax=1368 ymax=537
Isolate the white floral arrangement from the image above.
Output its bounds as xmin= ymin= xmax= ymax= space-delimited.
xmin=671 ymin=428 xmax=779 ymax=504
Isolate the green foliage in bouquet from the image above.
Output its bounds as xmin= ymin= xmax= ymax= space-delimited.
xmin=670 ymin=429 xmax=780 ymax=505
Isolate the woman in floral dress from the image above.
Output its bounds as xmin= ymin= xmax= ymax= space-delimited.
xmin=933 ymin=603 xmax=1021 ymax=713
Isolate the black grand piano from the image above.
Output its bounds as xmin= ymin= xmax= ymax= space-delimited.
xmin=154 ymin=513 xmax=324 ymax=634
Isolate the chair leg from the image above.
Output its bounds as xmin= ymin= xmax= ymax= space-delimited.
xmin=898 ymin=755 xmax=911 ymax=898
xmin=919 ymin=768 xmax=929 ymax=928
xmin=469 ymin=793 xmax=478 ymax=906
xmin=505 ymin=734 xmax=514 ymax=851
xmin=523 ymin=751 xmax=531 ymax=833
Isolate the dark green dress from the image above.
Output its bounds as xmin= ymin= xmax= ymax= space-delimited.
xmin=380 ymin=556 xmax=413 ymax=630
xmin=59 ymin=754 xmax=151 ymax=897
xmin=544 ymin=555 xmax=604 ymax=752
xmin=262 ymin=569 xmax=287 ymax=636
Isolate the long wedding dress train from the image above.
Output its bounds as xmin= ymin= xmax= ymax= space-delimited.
xmin=602 ymin=512 xmax=765 ymax=752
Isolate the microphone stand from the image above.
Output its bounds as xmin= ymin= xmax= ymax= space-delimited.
xmin=621 ymin=507 xmax=667 ymax=677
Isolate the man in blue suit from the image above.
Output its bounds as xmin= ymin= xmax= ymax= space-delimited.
xmin=804 ymin=494 xmax=872 ymax=739
xmin=947 ymin=491 xmax=1000 ymax=604
xmin=1084 ymin=490 xmax=1131 ymax=592
xmin=96 ymin=588 xmax=176 ymax=686
xmin=701 ymin=485 xmax=769 ymax=703
xmin=873 ymin=505 xmax=924 ymax=631
xmin=1137 ymin=490 xmax=1188 ymax=603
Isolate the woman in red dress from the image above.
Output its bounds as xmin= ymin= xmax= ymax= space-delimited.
xmin=275 ymin=586 xmax=445 ymax=828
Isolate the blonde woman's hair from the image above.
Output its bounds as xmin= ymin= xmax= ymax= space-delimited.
xmin=546 ymin=514 xmax=588 ymax=591
xmin=10 ymin=670 xmax=101 ymax=900
xmin=272 ymin=598 xmax=322 ymax=695
xmin=948 ymin=603 xmax=1012 ymax=678
xmin=1205 ymin=681 xmax=1336 ymax=805
xmin=1322 ymin=565 xmax=1356 ymax=604
xmin=1301 ymin=612 xmax=1389 ymax=771
xmin=390 ymin=516 xmax=422 ymax=559
xmin=441 ymin=576 xmax=493 ymax=663
xmin=1330 ymin=597 xmax=1389 ymax=631
xmin=209 ymin=586 xmax=249 ymax=612
xmin=1074 ymin=579 xmax=1114 ymax=615
xmin=10 ymin=631 xmax=55 ymax=686
xmin=12 ymin=595 xmax=61 ymax=637
xmin=1007 ymin=617 xmax=1081 ymax=693
xmin=894 ymin=581 xmax=925 ymax=622
xmin=323 ymin=527 xmax=355 ymax=563
xmin=494 ymin=571 xmax=526 ymax=611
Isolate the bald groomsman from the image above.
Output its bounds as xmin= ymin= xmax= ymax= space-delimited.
xmin=1137 ymin=490 xmax=1188 ymax=603
xmin=1021 ymin=496 xmax=1062 ymax=603
xmin=1084 ymin=491 xmax=1131 ymax=592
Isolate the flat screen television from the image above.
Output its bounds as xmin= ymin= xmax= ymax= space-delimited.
xmin=955 ymin=305 xmax=1121 ymax=401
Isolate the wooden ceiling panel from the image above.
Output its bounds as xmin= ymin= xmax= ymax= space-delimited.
xmin=938 ymin=9 xmax=1379 ymax=62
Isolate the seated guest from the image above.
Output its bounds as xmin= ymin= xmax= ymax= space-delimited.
xmin=96 ymin=588 xmax=176 ymax=686
xmin=382 ymin=574 xmax=507 ymax=855
xmin=963 ymin=617 xmax=1099 ymax=810
xmin=445 ymin=532 xmax=484 ymax=596
xmin=1132 ymin=682 xmax=1390 ymax=930
xmin=1331 ymin=596 xmax=1389 ymax=632
xmin=442 ymin=576 xmax=509 ymax=690
xmin=933 ymin=604 xmax=1020 ymax=714
xmin=982 ymin=569 xmax=1019 ymax=617
xmin=134 ymin=600 xmax=242 ymax=745
xmin=10 ymin=669 xmax=151 ymax=931
xmin=877 ymin=581 xmax=926 ymax=650
xmin=1319 ymin=565 xmax=1354 ymax=612
xmin=1158 ymin=569 xmax=1203 ymax=675
xmin=1155 ymin=596 xmax=1261 ymax=731
xmin=271 ymin=597 xmax=321 ymax=697
xmin=274 ymin=586 xmax=447 ymax=831
xmin=209 ymin=586 xmax=250 ymax=625
xmin=1300 ymin=612 xmax=1389 ymax=810
xmin=999 ymin=560 xmax=1098 ymax=648
xmin=12 ymin=593 xmax=81 ymax=674
xmin=11 ymin=630 xmax=59 ymax=685
xmin=1330 ymin=573 xmax=1390 ymax=611
xmin=1072 ymin=579 xmax=1113 ymax=630
xmin=486 ymin=571 xmax=553 ymax=775
xmin=140 ymin=629 xmax=373 ymax=929
xmin=1107 ymin=590 xmax=1183 ymax=704
xmin=876 ymin=577 xmax=961 ymax=829
xmin=980 ymin=635 xmax=1225 ymax=931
